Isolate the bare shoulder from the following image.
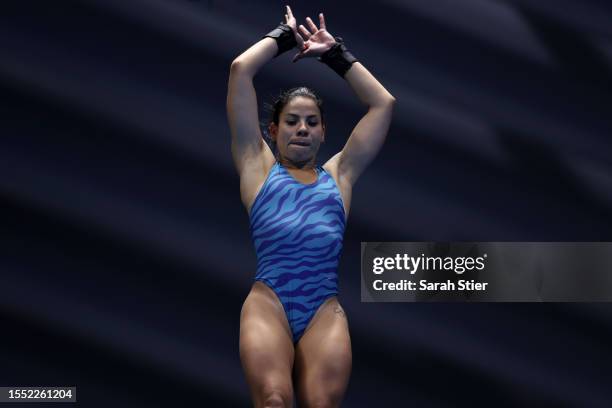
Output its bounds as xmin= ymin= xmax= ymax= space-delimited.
xmin=323 ymin=152 xmax=352 ymax=219
xmin=240 ymin=141 xmax=276 ymax=215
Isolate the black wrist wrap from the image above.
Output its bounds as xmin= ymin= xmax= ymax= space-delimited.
xmin=264 ymin=23 xmax=297 ymax=56
xmin=318 ymin=37 xmax=357 ymax=77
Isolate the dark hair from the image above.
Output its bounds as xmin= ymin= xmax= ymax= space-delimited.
xmin=263 ymin=87 xmax=325 ymax=153
xmin=268 ymin=86 xmax=325 ymax=126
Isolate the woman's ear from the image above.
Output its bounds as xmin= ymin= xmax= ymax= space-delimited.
xmin=268 ymin=123 xmax=278 ymax=142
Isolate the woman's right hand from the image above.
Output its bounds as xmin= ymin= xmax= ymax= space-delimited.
xmin=284 ymin=5 xmax=307 ymax=53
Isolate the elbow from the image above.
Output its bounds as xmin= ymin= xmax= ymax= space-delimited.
xmin=230 ymin=58 xmax=243 ymax=73
xmin=383 ymin=94 xmax=396 ymax=114
xmin=230 ymin=57 xmax=255 ymax=80
xmin=373 ymin=94 xmax=396 ymax=110
xmin=230 ymin=57 xmax=249 ymax=75
xmin=385 ymin=93 xmax=396 ymax=107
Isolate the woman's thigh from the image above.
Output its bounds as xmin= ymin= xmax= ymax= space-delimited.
xmin=240 ymin=282 xmax=295 ymax=406
xmin=294 ymin=298 xmax=352 ymax=408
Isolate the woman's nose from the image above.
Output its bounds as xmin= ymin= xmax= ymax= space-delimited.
xmin=297 ymin=122 xmax=308 ymax=135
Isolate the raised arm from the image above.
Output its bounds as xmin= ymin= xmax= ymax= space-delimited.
xmin=339 ymin=61 xmax=395 ymax=185
xmin=226 ymin=6 xmax=304 ymax=175
xmin=227 ymin=37 xmax=276 ymax=175
xmin=295 ymin=14 xmax=395 ymax=186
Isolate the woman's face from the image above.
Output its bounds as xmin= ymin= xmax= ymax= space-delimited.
xmin=270 ymin=96 xmax=325 ymax=166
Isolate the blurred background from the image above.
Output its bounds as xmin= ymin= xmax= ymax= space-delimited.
xmin=2 ymin=0 xmax=612 ymax=406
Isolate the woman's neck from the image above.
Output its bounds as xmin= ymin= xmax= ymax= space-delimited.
xmin=278 ymin=156 xmax=316 ymax=170
xmin=278 ymin=157 xmax=318 ymax=184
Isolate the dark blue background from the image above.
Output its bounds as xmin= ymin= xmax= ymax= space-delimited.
xmin=2 ymin=0 xmax=612 ymax=406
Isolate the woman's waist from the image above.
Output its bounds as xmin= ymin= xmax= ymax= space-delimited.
xmin=254 ymin=265 xmax=339 ymax=285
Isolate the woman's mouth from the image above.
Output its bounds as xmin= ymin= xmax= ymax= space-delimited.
xmin=289 ymin=140 xmax=311 ymax=147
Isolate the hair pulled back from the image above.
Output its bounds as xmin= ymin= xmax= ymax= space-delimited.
xmin=267 ymin=86 xmax=325 ymax=126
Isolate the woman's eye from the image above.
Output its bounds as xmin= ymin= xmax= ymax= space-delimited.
xmin=286 ymin=121 xmax=297 ymax=126
xmin=308 ymin=121 xmax=318 ymax=127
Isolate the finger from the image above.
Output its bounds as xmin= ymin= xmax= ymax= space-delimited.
xmin=292 ymin=43 xmax=310 ymax=60
xmin=285 ymin=14 xmax=288 ymax=23
xmin=286 ymin=5 xmax=293 ymax=18
xmin=306 ymin=16 xmax=318 ymax=32
xmin=296 ymin=31 xmax=307 ymax=44
xmin=319 ymin=13 xmax=326 ymax=30
xmin=299 ymin=24 xmax=312 ymax=39
xmin=292 ymin=49 xmax=309 ymax=63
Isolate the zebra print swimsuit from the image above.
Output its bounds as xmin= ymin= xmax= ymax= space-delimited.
xmin=249 ymin=161 xmax=346 ymax=343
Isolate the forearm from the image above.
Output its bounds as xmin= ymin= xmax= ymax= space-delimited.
xmin=316 ymin=38 xmax=394 ymax=108
xmin=230 ymin=38 xmax=278 ymax=78
xmin=344 ymin=63 xmax=395 ymax=109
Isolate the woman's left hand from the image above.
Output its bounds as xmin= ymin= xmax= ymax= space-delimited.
xmin=293 ymin=13 xmax=337 ymax=62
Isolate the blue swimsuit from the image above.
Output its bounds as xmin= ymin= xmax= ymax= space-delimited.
xmin=249 ymin=162 xmax=346 ymax=343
